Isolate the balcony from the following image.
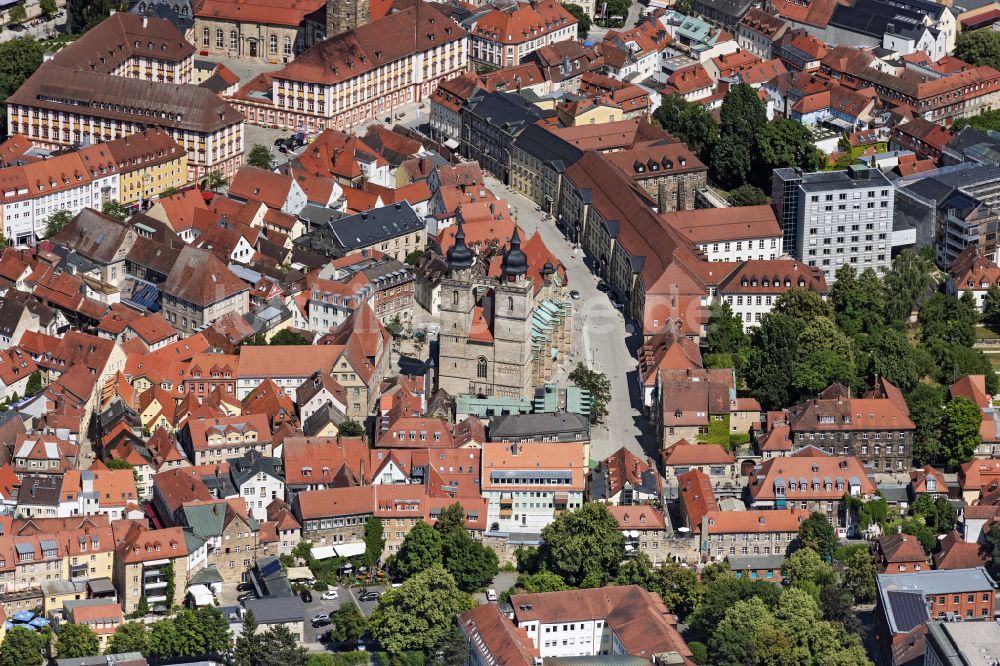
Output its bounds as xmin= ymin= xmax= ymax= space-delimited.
xmin=499 ymin=508 xmax=513 ymax=518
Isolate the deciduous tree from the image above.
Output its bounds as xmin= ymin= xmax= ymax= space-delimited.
xmin=797 ymin=511 xmax=837 ymax=559
xmin=561 ymin=3 xmax=591 ymax=37
xmin=905 ymin=382 xmax=947 ymax=466
xmin=246 ymin=144 xmax=275 ymax=170
xmin=363 ymin=515 xmax=385 ymax=567
xmin=941 ymin=396 xmax=983 ymax=466
xmin=0 ymin=37 xmax=45 ymax=135
xmin=369 ymin=565 xmax=474 ymax=655
xmin=956 ymin=29 xmax=1000 ymax=70
xmin=783 ymin=547 xmax=837 ymax=588
xmin=728 ymin=183 xmax=767 ymax=207
xmin=843 ymin=549 xmax=877 ymax=604
xmin=108 ymin=622 xmax=149 ymax=656
xmin=45 ymin=210 xmax=72 ymax=237
xmin=0 ymin=627 xmax=45 ymax=666
xmin=330 ymin=603 xmax=367 ymax=648
xmin=392 ymin=520 xmax=442 ymax=580
xmin=652 ymin=94 xmax=718 ymax=161
xmin=101 ymin=200 xmax=129 ymax=222
xmin=744 ymin=313 xmax=804 ymax=410
xmin=442 ymin=529 xmax=498 ymax=592
xmin=57 ymin=624 xmax=100 ymax=659
xmin=515 ymin=570 xmax=569 ymax=593
xmin=538 ymin=502 xmax=624 ymax=587
xmin=568 ymin=363 xmax=611 ymax=423
xmin=792 ymin=317 xmax=857 ymax=395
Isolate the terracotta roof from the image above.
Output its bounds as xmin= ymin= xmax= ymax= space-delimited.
xmin=276 ymin=4 xmax=466 ymax=86
xmin=185 ymin=413 xmax=272 ymax=451
xmin=909 ymin=465 xmax=948 ymax=495
xmin=786 ymin=381 xmax=914 ymax=433
xmin=472 ymin=0 xmax=576 ymax=45
xmin=283 ymin=436 xmax=369 ymax=486
xmin=749 ymin=455 xmax=876 ymax=501
xmin=607 ymin=505 xmax=667 ymax=530
xmin=717 ymin=259 xmax=827 ymax=295
xmin=116 ymin=522 xmax=188 ymax=563
xmin=704 ymin=508 xmax=810 ymax=534
xmin=662 ymin=440 xmax=735 ymax=465
xmin=663 ymin=64 xmax=713 ymax=94
xmin=934 ymin=531 xmax=989 ymax=570
xmin=668 ymin=205 xmax=779 ymax=244
xmin=127 ymin=313 xmax=175 ymax=345
xmin=458 ymin=604 xmax=539 ymax=665
xmin=678 ymin=469 xmax=717 ymax=532
xmin=772 ymin=0 xmax=840 ymax=27
xmin=960 ymin=459 xmax=1000 ymax=491
xmin=229 ymin=167 xmax=295 ymax=210
xmin=194 ymin=0 xmax=324 ymax=26
xmin=509 ymin=586 xmax=692 ymax=660
xmin=878 ymin=533 xmax=927 ymax=564
xmin=481 ymin=441 xmax=586 ymax=491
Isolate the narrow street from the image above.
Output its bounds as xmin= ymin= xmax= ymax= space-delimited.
xmin=486 ymin=176 xmax=656 ymax=464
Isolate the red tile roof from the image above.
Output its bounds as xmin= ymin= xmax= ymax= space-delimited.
xmin=678 ymin=469 xmax=717 ymax=533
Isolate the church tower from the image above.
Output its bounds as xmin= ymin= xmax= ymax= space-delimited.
xmin=436 ymin=226 xmax=537 ymax=398
xmin=491 ymin=228 xmax=534 ymax=397
xmin=437 ymin=219 xmax=479 ymax=396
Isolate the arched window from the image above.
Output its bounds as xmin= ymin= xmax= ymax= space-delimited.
xmin=202 ymin=27 xmax=209 ymax=47
xmin=215 ymin=28 xmax=223 ymax=48
xmin=283 ymin=35 xmax=292 ymax=56
xmin=477 ymin=357 xmax=487 ymax=379
xmin=229 ymin=29 xmax=238 ymax=50
xmin=270 ymin=34 xmax=278 ymax=54
xmin=507 ymin=296 xmax=513 ymax=311
xmin=452 ymin=290 xmax=459 ymax=306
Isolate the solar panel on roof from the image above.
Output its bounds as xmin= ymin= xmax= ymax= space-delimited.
xmin=887 ymin=591 xmax=929 ymax=633
xmin=260 ymin=558 xmax=283 ymax=578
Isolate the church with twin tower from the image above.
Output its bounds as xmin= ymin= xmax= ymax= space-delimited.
xmin=436 ymin=221 xmax=574 ymax=399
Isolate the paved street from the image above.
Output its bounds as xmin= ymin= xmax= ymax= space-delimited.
xmin=0 ymin=12 xmax=63 ymax=42
xmin=484 ymin=175 xmax=656 ymax=463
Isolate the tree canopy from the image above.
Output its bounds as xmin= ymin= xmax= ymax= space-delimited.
xmin=561 ymin=3 xmax=591 ymax=37
xmin=0 ymin=626 xmax=46 ymax=666
xmin=940 ymin=396 xmax=982 ymax=466
xmin=956 ymin=29 xmax=1000 ymax=70
xmin=0 ymin=38 xmax=46 ymax=136
xmin=246 ymin=144 xmax=275 ymax=170
xmin=797 ymin=512 xmax=837 ymax=559
xmin=653 ymin=94 xmax=718 ymax=162
xmin=568 ymin=363 xmax=611 ymax=423
xmin=392 ymin=520 xmax=442 ymax=580
xmin=536 ymin=502 xmax=625 ymax=587
xmin=369 ymin=565 xmax=475 ymax=655
xmin=57 ymin=624 xmax=100 ymax=659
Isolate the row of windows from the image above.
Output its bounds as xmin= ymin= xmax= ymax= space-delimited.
xmin=202 ymin=28 xmax=292 ymax=55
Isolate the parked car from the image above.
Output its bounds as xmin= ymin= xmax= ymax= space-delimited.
xmin=311 ymin=614 xmax=331 ymax=628
xmin=236 ymin=582 xmax=253 ymax=592
xmin=596 ymin=281 xmax=609 ymax=292
xmin=321 ymin=590 xmax=339 ymax=600
xmin=300 ymin=590 xmax=313 ymax=603
xmin=487 ymin=589 xmax=497 ymax=602
xmin=359 ymin=591 xmax=380 ymax=602
xmin=237 ymin=592 xmax=256 ymax=603
xmin=569 ymin=290 xmax=580 ymax=300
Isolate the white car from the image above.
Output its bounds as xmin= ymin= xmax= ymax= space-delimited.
xmin=321 ymin=590 xmax=339 ymax=600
